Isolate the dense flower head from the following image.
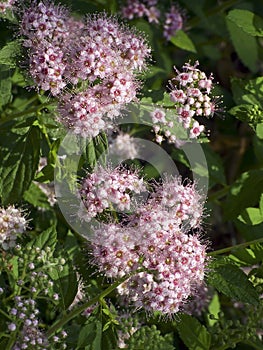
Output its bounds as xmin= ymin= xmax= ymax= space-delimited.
xmin=89 ymin=176 xmax=208 ymax=315
xmin=150 ymin=176 xmax=204 ymax=228
xmin=19 ymin=2 xmax=150 ymax=135
xmin=78 ymin=165 xmax=145 ymax=221
xmin=58 ymin=70 xmax=139 ymax=138
xmin=20 ymin=0 xmax=69 ymax=47
xmin=0 ymin=206 xmax=27 ymax=250
xmin=29 ymin=42 xmax=66 ymax=95
xmin=117 ymin=228 xmax=206 ymax=315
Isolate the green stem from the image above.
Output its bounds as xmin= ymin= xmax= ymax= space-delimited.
xmin=208 ymin=237 xmax=263 ymax=256
xmin=0 ymin=308 xmax=12 ymax=321
xmin=46 ymin=269 xmax=142 ymax=338
xmin=0 ymin=102 xmax=53 ymax=126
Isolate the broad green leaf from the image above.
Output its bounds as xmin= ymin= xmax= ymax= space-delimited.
xmin=238 ymin=207 xmax=263 ymax=225
xmin=207 ymin=263 xmax=259 ymax=305
xmin=0 ymin=40 xmax=22 ymax=67
xmin=0 ymin=124 xmax=41 ymax=204
xmin=170 ymin=30 xmax=197 ymax=53
xmin=28 ymin=225 xmax=57 ymax=252
xmin=23 ymin=182 xmax=51 ymax=209
xmin=48 ymin=256 xmax=78 ymax=310
xmin=229 ymin=243 xmax=263 ymax=266
xmin=223 ymin=170 xmax=263 ymax=220
xmin=80 ymin=132 xmax=108 ymax=171
xmin=229 ymin=104 xmax=263 ymax=125
xmin=77 ymin=316 xmax=102 ymax=350
xmin=202 ymin=144 xmax=226 ymax=188
xmin=231 ymin=77 xmax=263 ymax=106
xmin=260 ymin=194 xmax=263 ymax=215
xmin=176 ymin=313 xmax=211 ymax=350
xmin=229 ymin=248 xmax=258 ymax=266
xmin=226 ymin=18 xmax=258 ymax=72
xmin=256 ymin=123 xmax=263 ymax=140
xmin=0 ymin=65 xmax=12 ymax=107
xmin=227 ymin=9 xmax=263 ymax=37
xmin=207 ymin=293 xmax=220 ymax=326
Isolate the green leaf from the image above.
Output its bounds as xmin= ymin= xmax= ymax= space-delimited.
xmin=229 ymin=104 xmax=263 ymax=125
xmin=23 ymin=182 xmax=51 ymax=208
xmin=227 ymin=9 xmax=263 ymax=37
xmin=77 ymin=316 xmax=102 ymax=350
xmin=207 ymin=263 xmax=260 ymax=305
xmin=202 ymin=144 xmax=226 ymax=188
xmin=80 ymin=132 xmax=108 ymax=171
xmin=223 ymin=170 xmax=263 ymax=220
xmin=238 ymin=207 xmax=263 ymax=225
xmin=0 ymin=65 xmax=12 ymax=108
xmin=176 ymin=313 xmax=211 ymax=350
xmin=170 ymin=30 xmax=197 ymax=53
xmin=0 ymin=40 xmax=22 ymax=68
xmin=226 ymin=18 xmax=258 ymax=72
xmin=48 ymin=255 xmax=78 ymax=310
xmin=28 ymin=225 xmax=57 ymax=252
xmin=256 ymin=123 xmax=263 ymax=140
xmin=0 ymin=124 xmax=41 ymax=204
xmin=229 ymin=243 xmax=263 ymax=266
xmin=207 ymin=293 xmax=220 ymax=326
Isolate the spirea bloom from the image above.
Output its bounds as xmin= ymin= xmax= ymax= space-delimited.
xmin=19 ymin=2 xmax=150 ymax=136
xmin=163 ymin=5 xmax=183 ymax=41
xmin=150 ymin=176 xmax=204 ymax=228
xmin=0 ymin=0 xmax=16 ymax=13
xmin=57 ymin=14 xmax=150 ymax=137
xmin=89 ymin=176 xmax=208 ymax=315
xmin=151 ymin=61 xmax=219 ymax=143
xmin=170 ymin=61 xmax=216 ymax=135
xmin=122 ymin=0 xmax=160 ymax=24
xmin=78 ymin=166 xmax=145 ymax=222
xmin=109 ymin=133 xmax=139 ymax=160
xmin=0 ymin=206 xmax=27 ymax=250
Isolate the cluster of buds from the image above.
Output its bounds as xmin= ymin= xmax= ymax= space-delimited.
xmin=0 ymin=206 xmax=27 ymax=250
xmin=9 ymin=296 xmax=49 ymax=349
xmin=151 ymin=61 xmax=218 ymax=143
xmin=122 ymin=1 xmax=184 ymax=41
xmin=3 ymin=243 xmax=68 ymax=348
xmin=78 ymin=165 xmax=145 ymax=222
xmin=89 ymin=174 xmax=208 ymax=316
xmin=19 ymin=1 xmax=150 ymax=138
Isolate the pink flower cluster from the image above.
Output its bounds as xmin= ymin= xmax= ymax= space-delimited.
xmin=78 ymin=166 xmax=145 ymax=221
xmin=122 ymin=1 xmax=184 ymax=40
xmin=122 ymin=0 xmax=160 ymax=24
xmin=20 ymin=1 xmax=150 ymax=138
xmin=0 ymin=0 xmax=16 ymax=14
xmin=109 ymin=132 xmax=139 ymax=160
xmin=163 ymin=5 xmax=183 ymax=41
xmin=0 ymin=206 xmax=27 ymax=250
xmin=151 ymin=61 xmax=218 ymax=143
xmin=89 ymin=175 xmax=208 ymax=315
